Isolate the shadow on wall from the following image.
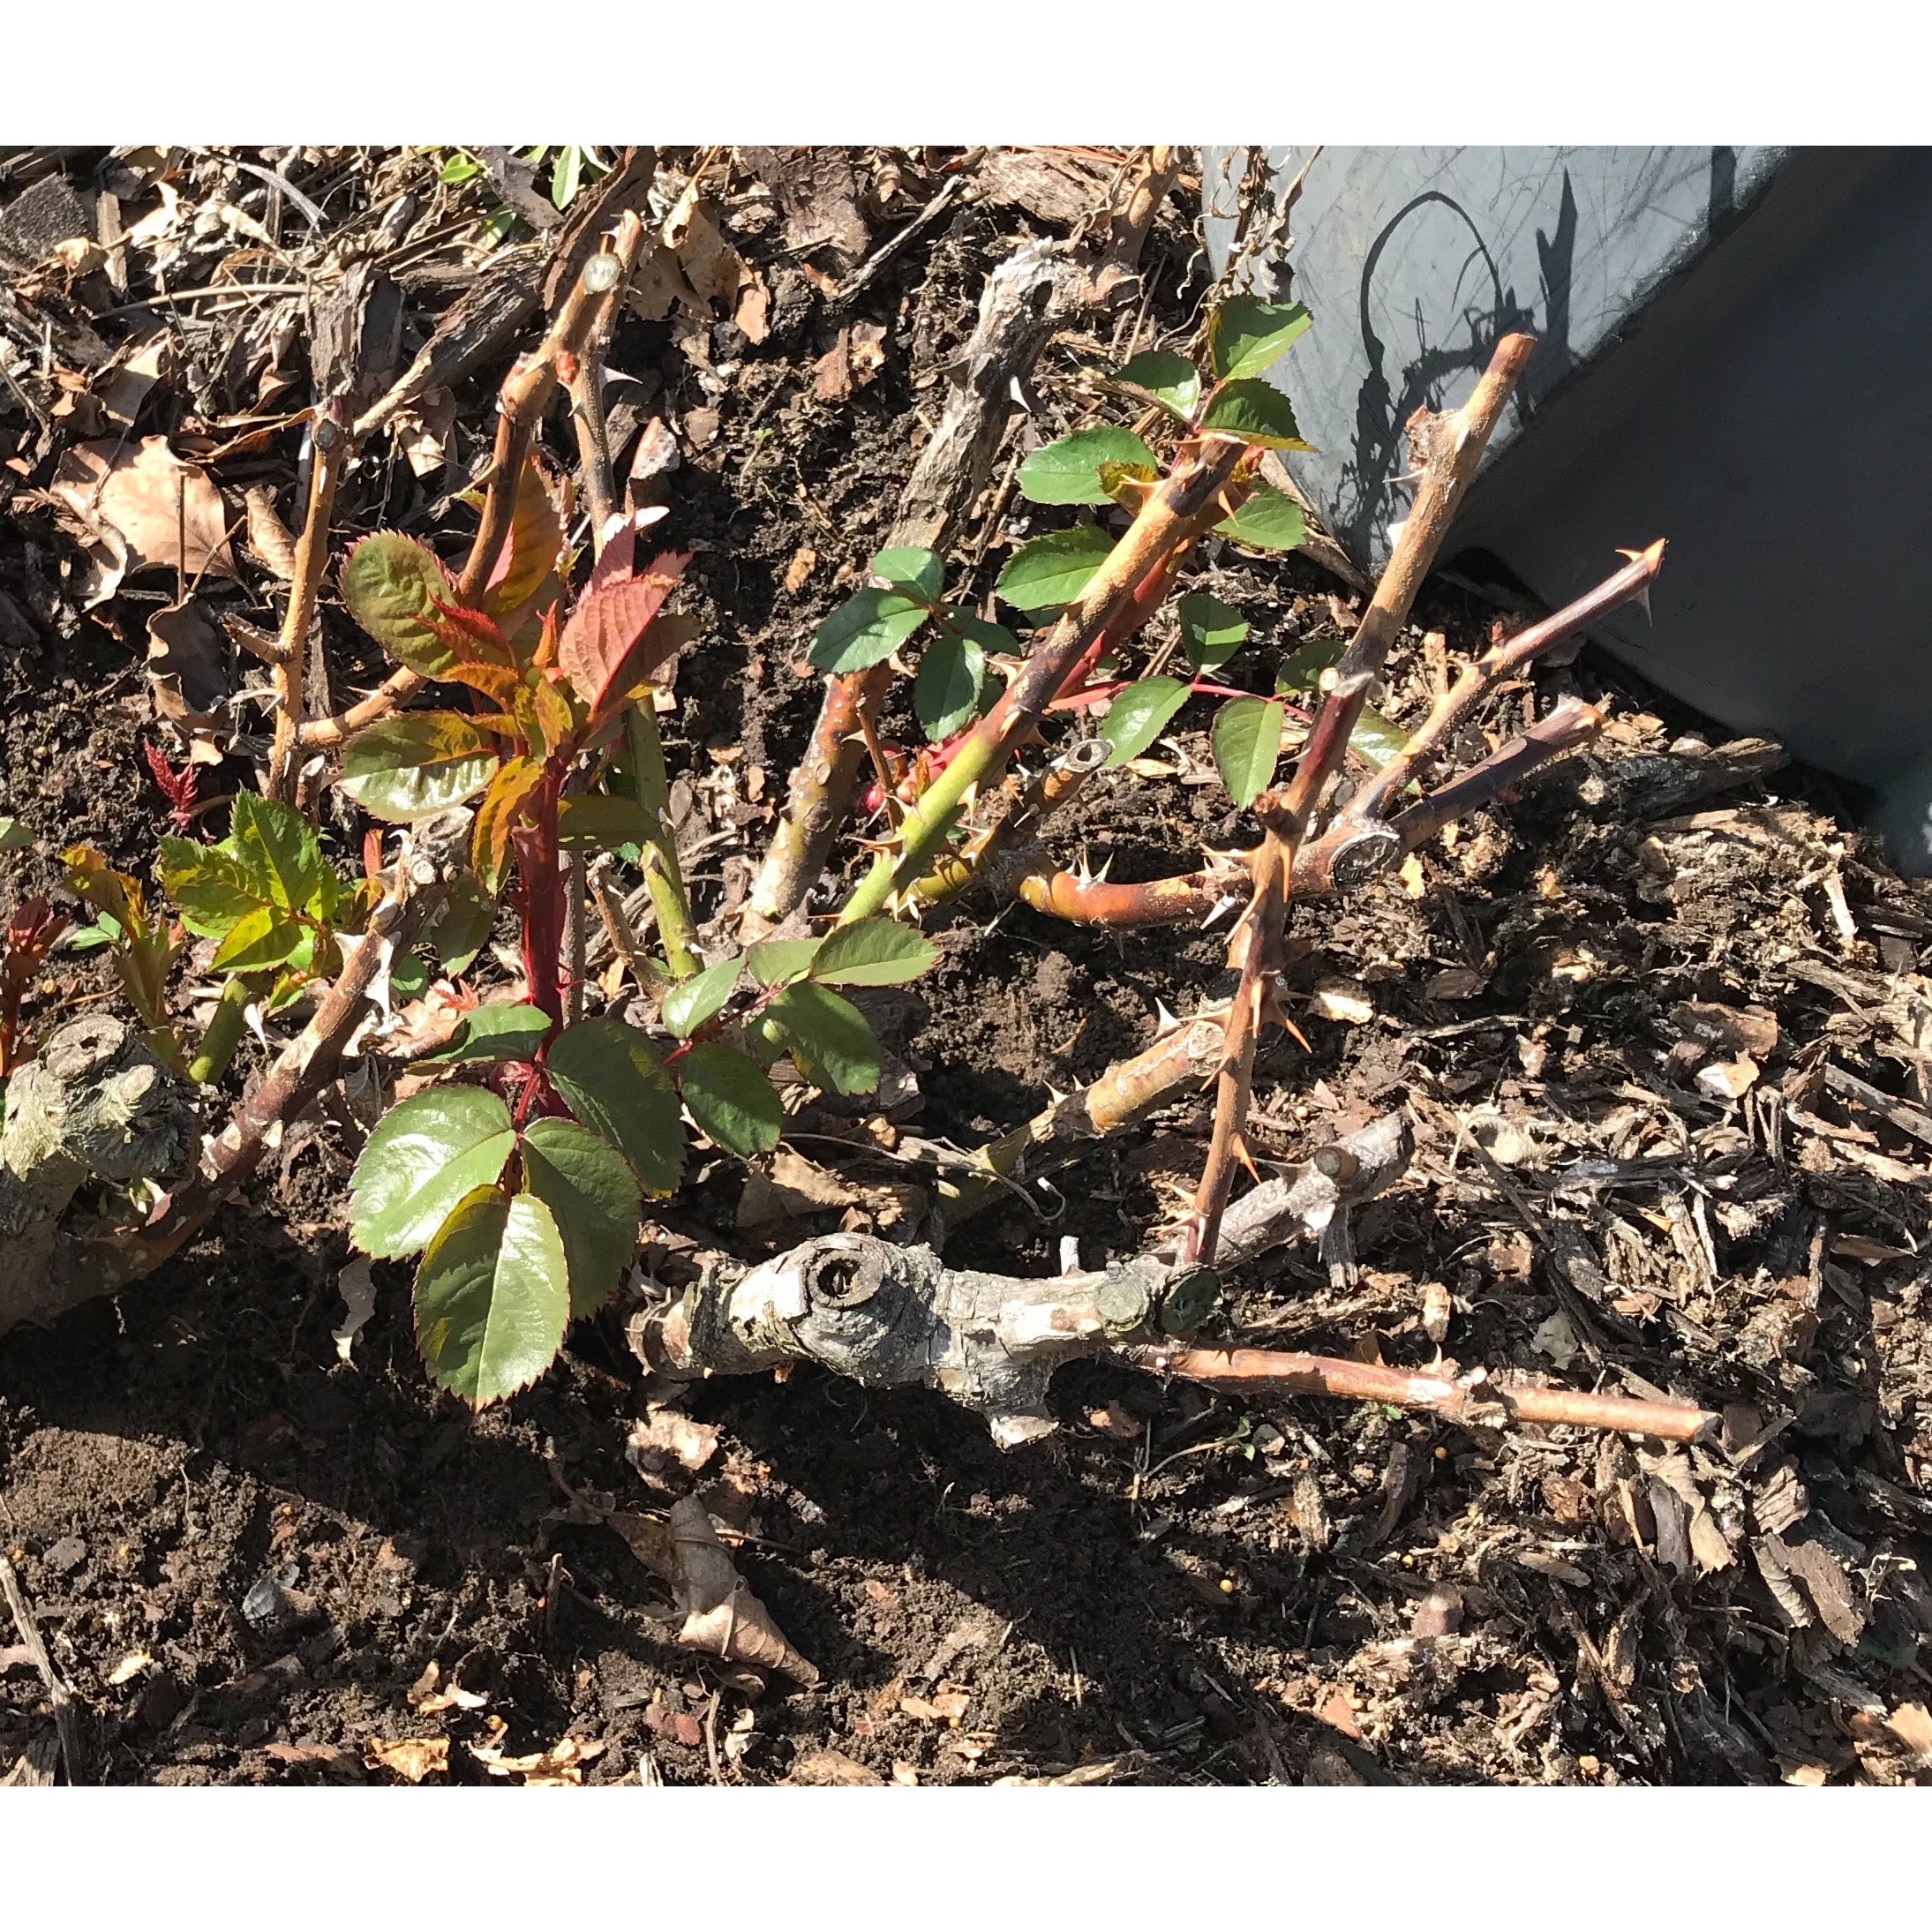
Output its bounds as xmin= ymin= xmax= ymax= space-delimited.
xmin=1210 ymin=146 xmax=1932 ymax=876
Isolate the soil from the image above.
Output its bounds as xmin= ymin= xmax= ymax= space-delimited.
xmin=2 ymin=146 xmax=1928 ymax=1788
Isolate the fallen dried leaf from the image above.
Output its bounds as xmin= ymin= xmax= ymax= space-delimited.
xmin=783 ymin=545 xmax=817 ymax=595
xmin=787 ymin=1748 xmax=884 ymax=1785
xmin=469 ymin=1714 xmax=605 ymax=1785
xmin=1888 ymin=1703 xmax=1932 ymax=1764
xmin=1312 ymin=978 xmax=1373 ymax=1025
xmin=407 ymin=1658 xmax=489 ymax=1715
xmin=612 ymin=1497 xmax=818 ymax=1683
xmin=627 ymin=1405 xmax=722 ymax=1476
xmin=332 ymin=1259 xmax=377 ymax=1365
xmin=363 ymin=1734 xmax=448 ymax=1783
xmin=49 ymin=437 xmax=236 ymax=605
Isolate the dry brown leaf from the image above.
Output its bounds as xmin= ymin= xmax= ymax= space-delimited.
xmin=1888 ymin=1703 xmax=1932 ymax=1764
xmin=1312 ymin=978 xmax=1373 ymax=1025
xmin=49 ymin=437 xmax=237 ymax=605
xmin=787 ymin=1748 xmax=884 ymax=1786
xmin=813 ymin=330 xmax=853 ymax=402
xmin=737 ymin=1149 xmax=859 ymax=1230
xmin=676 ymin=199 xmax=752 ymax=308
xmin=146 ymin=597 xmax=230 ymax=740
xmin=627 ymin=1404 xmax=722 ymax=1476
xmin=783 ymin=546 xmax=817 ymax=595
xmin=363 ymin=1734 xmax=448 ymax=1783
xmin=242 ymin=484 xmax=298 ymax=581
xmin=612 ymin=1496 xmax=818 ymax=1683
xmin=94 ymin=337 xmax=166 ymax=434
xmin=469 ymin=1714 xmax=605 ymax=1785
xmin=406 ymin=1658 xmax=488 ymax=1716
xmin=733 ymin=277 xmax=771 ymax=345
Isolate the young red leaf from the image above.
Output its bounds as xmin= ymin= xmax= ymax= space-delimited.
xmin=556 ymin=552 xmax=694 ymax=717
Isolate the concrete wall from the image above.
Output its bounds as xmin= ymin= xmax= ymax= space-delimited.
xmin=1205 ymin=148 xmax=1932 ymax=872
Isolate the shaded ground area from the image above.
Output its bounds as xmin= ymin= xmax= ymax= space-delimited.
xmin=2 ymin=146 xmax=1928 ymax=1785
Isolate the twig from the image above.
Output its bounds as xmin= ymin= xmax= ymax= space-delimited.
xmin=1304 ymin=542 xmax=1664 ymax=882
xmin=1178 ymin=334 xmax=1536 ymax=1267
xmin=1119 ymin=1344 xmax=1718 ymax=1443
xmin=267 ymin=401 xmax=350 ymax=802
xmin=1384 ymin=700 xmax=1605 ymax=857
xmin=0 ymin=1555 xmax=83 ymax=1785
xmin=939 ymin=1005 xmax=1229 ymax=1223
xmin=833 ymin=150 xmax=982 ymax=308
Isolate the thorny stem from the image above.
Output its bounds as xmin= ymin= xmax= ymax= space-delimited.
xmin=297 ymin=237 xmax=635 ymax=752
xmin=838 ymin=437 xmax=1255 ymax=925
xmin=746 ymin=147 xmax=1180 ymax=933
xmin=1384 ymin=699 xmax=1605 ymax=853
xmin=1306 ymin=540 xmax=1665 ymax=868
xmin=1008 ymin=696 xmax=1607 ymax=929
xmin=938 ymin=1006 xmax=1229 ymax=1222
xmin=267 ymin=402 xmax=349 ymax=801
xmin=1179 ymin=334 xmax=1537 ymax=1268
xmin=589 ymin=853 xmax=666 ymax=1001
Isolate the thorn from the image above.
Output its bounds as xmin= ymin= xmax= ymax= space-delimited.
xmin=1283 ymin=1017 xmax=1312 ymax=1053
xmin=1153 ymin=998 xmax=1181 ymax=1036
xmin=1230 ymin=1132 xmax=1264 ymax=1186
xmin=1201 ymin=893 xmax=1244 ymax=930
xmin=1089 ymin=853 xmax=1114 ymax=887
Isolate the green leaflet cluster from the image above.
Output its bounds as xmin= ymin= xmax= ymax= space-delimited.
xmin=346 ymin=916 xmax=936 ymax=1408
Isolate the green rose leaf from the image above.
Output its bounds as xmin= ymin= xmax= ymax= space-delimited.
xmin=677 ymin=1041 xmax=785 ymax=1156
xmin=519 ymin=1117 xmax=641 ymax=1319
xmin=418 ymin=1002 xmax=553 ymax=1067
xmin=767 ymin=982 xmax=880 ymax=1096
xmin=746 ymin=937 xmax=821 ymax=988
xmin=545 ymin=1017 xmax=683 ymax=1196
xmin=207 ymin=903 xmax=307 ymax=973
xmin=868 ymin=546 xmax=943 ymax=599
xmin=1177 ymin=592 xmax=1250 ymax=673
xmin=913 ymin=628 xmax=985 ymax=742
xmin=0 ymin=817 xmax=30 ymax=853
xmin=1199 ymin=380 xmax=1315 ymax=452
xmin=808 ymin=588 xmax=931 ymax=674
xmin=660 ymin=958 xmax=742 ymax=1038
xmin=1212 ymin=695 xmax=1286 ymax=809
xmin=426 ymin=874 xmax=496 ymax=975
xmin=339 ymin=712 xmax=499 ymax=822
xmin=229 ymin=789 xmax=331 ymax=919
xmin=1216 ymin=484 xmax=1305 ymax=553
xmin=996 ymin=525 xmax=1116 ymax=613
xmin=1101 ymin=677 xmax=1192 ymax=767
xmin=809 ymin=917 xmax=937 ymax=988
xmin=556 ymin=793 xmax=653 ymax=851
xmin=350 ymin=1086 xmax=515 ymax=1258
xmin=158 ymin=838 xmax=265 ymax=938
xmin=1208 ymin=296 xmax=1312 ymax=380
xmin=340 ymin=530 xmax=460 ymax=676
xmin=1018 ymin=427 xmax=1159 ymax=507
xmin=1276 ymin=636 xmax=1346 ymax=692
xmin=1115 ymin=348 xmax=1201 ymax=420
xmin=413 ymin=1185 xmax=570 ymax=1407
